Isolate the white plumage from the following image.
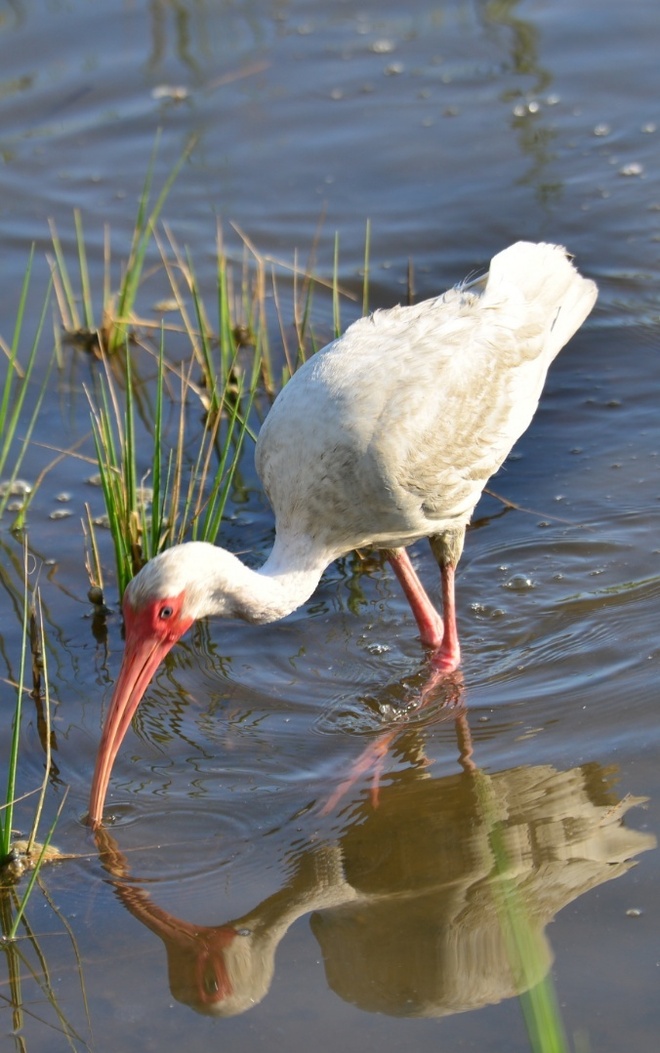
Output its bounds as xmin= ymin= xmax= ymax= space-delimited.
xmin=89 ymin=241 xmax=597 ymax=824
xmin=257 ymin=241 xmax=595 ymax=559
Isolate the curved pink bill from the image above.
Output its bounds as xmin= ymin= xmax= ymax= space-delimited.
xmin=88 ymin=633 xmax=177 ymax=826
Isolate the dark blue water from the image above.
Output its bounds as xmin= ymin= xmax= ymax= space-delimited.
xmin=1 ymin=2 xmax=659 ymax=1051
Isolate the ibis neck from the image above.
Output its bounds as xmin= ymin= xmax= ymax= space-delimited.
xmin=228 ymin=534 xmax=332 ymax=625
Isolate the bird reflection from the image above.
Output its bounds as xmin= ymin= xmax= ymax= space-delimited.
xmin=96 ymin=718 xmax=655 ymax=1018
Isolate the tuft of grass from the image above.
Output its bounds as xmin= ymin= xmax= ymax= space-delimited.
xmin=49 ymin=134 xmax=195 ymax=357
xmin=82 ymin=214 xmax=372 ymax=596
xmin=86 ymin=324 xmax=259 ymax=597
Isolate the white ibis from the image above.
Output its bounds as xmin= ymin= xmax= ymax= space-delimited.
xmin=89 ymin=241 xmax=597 ymax=824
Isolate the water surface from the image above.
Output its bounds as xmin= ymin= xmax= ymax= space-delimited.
xmin=1 ymin=1 xmax=659 ymax=1051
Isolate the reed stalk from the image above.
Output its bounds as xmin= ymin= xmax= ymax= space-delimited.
xmin=1 ymin=542 xmax=60 ymax=901
xmin=474 ymin=769 xmax=572 ymax=1053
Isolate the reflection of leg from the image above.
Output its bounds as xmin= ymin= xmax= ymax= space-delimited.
xmin=455 ymin=709 xmax=476 ymax=774
xmin=384 ymin=548 xmax=444 ymax=648
xmin=319 ymin=729 xmax=398 ymax=816
xmin=320 ymin=673 xmax=467 ymax=815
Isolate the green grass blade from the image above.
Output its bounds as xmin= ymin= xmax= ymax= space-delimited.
xmin=25 ymin=589 xmax=52 ymax=854
xmin=0 ymin=272 xmax=54 ymax=522
xmin=5 ymin=341 xmax=57 ymax=528
xmin=474 ymin=769 xmax=571 ymax=1053
xmin=73 ymin=208 xmax=95 ymax=331
xmin=87 ymin=381 xmax=133 ymax=596
xmin=83 ymin=503 xmax=104 ymax=592
xmin=110 ymin=135 xmax=195 ymax=352
xmin=47 ymin=222 xmax=80 ymax=332
xmin=123 ymin=349 xmax=139 ymax=565
xmin=332 ymin=231 xmax=341 ymax=338
xmin=362 ymin=218 xmax=371 ymax=317
xmin=1 ymin=544 xmax=30 ymax=858
xmin=199 ymin=391 xmax=250 ymax=543
xmin=0 ymin=249 xmax=35 ymax=468
xmin=150 ymin=332 xmax=165 ymax=557
xmin=3 ymin=247 xmax=34 ymax=397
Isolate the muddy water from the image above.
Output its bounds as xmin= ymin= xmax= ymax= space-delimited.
xmin=1 ymin=1 xmax=659 ymax=1051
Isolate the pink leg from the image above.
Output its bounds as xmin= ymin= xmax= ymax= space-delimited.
xmin=431 ymin=562 xmax=461 ymax=673
xmin=385 ymin=548 xmax=444 ymax=649
xmin=319 ymin=729 xmax=397 ymax=816
xmin=319 ymin=548 xmax=463 ymax=816
xmin=385 ymin=548 xmax=461 ymax=672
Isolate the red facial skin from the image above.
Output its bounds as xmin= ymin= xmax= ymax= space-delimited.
xmin=88 ymin=590 xmax=193 ymax=826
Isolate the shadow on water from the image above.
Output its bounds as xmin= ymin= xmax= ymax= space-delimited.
xmin=94 ymin=711 xmax=655 ymax=1019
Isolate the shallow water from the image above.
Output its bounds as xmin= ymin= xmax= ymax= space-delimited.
xmin=1 ymin=1 xmax=659 ymax=1051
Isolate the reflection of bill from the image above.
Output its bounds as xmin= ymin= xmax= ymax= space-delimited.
xmin=97 ymin=755 xmax=654 ymax=1018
